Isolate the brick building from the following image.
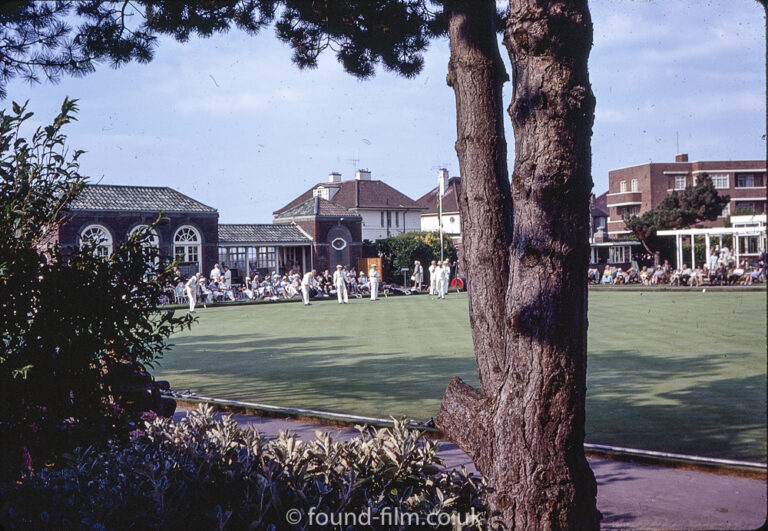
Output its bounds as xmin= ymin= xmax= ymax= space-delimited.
xmin=273 ymin=170 xmax=425 ymax=242
xmin=272 ymin=196 xmax=364 ymax=272
xmin=58 ymin=185 xmax=315 ymax=280
xmin=59 ymin=185 xmax=219 ymax=278
xmin=606 ymin=154 xmax=766 ymax=236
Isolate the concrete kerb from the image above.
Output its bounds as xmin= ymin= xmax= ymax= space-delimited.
xmin=171 ymin=393 xmax=767 ymax=480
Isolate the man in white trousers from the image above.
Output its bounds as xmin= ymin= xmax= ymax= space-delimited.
xmin=185 ymin=272 xmax=201 ymax=312
xmin=301 ymin=268 xmax=317 ymax=305
xmin=435 ymin=261 xmax=445 ymax=299
xmin=441 ymin=260 xmax=451 ymax=298
xmin=333 ymin=264 xmax=349 ymax=304
xmin=428 ymin=260 xmax=437 ymax=295
xmin=369 ymin=263 xmax=380 ymax=301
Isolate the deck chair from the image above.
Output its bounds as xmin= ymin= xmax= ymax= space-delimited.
xmin=173 ymin=283 xmax=187 ymax=304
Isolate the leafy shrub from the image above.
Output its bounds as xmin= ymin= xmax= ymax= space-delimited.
xmin=0 ymin=99 xmax=193 ymax=478
xmin=0 ymin=405 xmax=491 ymax=530
xmin=376 ymin=231 xmax=458 ymax=283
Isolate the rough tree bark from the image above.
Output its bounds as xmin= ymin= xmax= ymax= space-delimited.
xmin=437 ymin=1 xmax=601 ymax=528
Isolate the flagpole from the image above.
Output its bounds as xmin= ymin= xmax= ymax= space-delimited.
xmin=438 ymin=186 xmax=444 ymax=262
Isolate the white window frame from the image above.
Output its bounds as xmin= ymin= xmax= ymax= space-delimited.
xmin=173 ymin=225 xmax=202 ymax=271
xmin=130 ymin=224 xmax=160 ymax=248
xmin=710 ymin=173 xmax=729 ymax=189
xmin=674 ymin=175 xmax=686 ymax=190
xmin=80 ymin=224 xmax=113 ymax=258
xmin=313 ymin=187 xmax=330 ymax=200
xmin=130 ymin=224 xmax=160 ymax=267
xmin=619 ymin=180 xmax=627 ymax=193
xmin=631 ymin=179 xmax=638 ymax=192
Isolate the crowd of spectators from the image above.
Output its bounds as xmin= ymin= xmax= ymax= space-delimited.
xmin=164 ymin=264 xmax=379 ymax=306
xmin=240 ymin=266 xmax=372 ymax=301
xmin=588 ymin=248 xmax=767 ymax=287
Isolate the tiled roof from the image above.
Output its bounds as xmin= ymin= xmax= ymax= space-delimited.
xmin=274 ymin=197 xmax=361 ymax=219
xmin=218 ymin=224 xmax=310 ymax=244
xmin=592 ymin=192 xmax=608 ymax=217
xmin=415 ymin=177 xmax=462 ymax=214
xmin=68 ymin=185 xmax=217 ymax=213
xmin=273 ymin=179 xmax=424 ymax=215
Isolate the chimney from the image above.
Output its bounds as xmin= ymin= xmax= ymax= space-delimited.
xmin=328 ymin=171 xmax=341 ymax=183
xmin=675 ymin=153 xmax=689 ymax=163
xmin=314 ymin=196 xmax=320 ymax=215
xmin=438 ymin=168 xmax=449 ymax=197
xmin=355 ymin=169 xmax=372 ymax=181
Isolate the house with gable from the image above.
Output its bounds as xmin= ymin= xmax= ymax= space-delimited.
xmin=273 ymin=169 xmax=425 ymax=242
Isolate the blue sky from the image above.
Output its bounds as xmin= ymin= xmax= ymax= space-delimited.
xmin=5 ymin=1 xmax=765 ymax=224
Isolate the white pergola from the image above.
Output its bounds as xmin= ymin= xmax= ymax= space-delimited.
xmin=657 ymin=225 xmax=767 ymax=270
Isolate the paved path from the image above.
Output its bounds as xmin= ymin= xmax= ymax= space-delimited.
xmin=175 ymin=410 xmax=766 ymax=530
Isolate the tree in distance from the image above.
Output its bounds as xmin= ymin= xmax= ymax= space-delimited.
xmin=376 ymin=231 xmax=457 ymax=282
xmin=1 ymin=1 xmax=602 ymax=527
xmin=623 ymin=175 xmax=730 ymax=256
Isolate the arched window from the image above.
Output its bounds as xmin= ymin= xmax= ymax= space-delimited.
xmin=130 ymin=225 xmax=161 ymax=267
xmin=130 ymin=224 xmax=160 ymax=248
xmin=173 ymin=225 xmax=201 ymax=271
xmin=80 ymin=224 xmax=113 ymax=258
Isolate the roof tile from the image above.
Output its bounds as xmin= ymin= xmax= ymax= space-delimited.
xmin=274 ymin=179 xmax=424 ymax=215
xmin=218 ymin=224 xmax=310 ymax=244
xmin=415 ymin=177 xmax=462 ymax=214
xmin=68 ymin=185 xmax=217 ymax=213
xmin=274 ymin=197 xmax=361 ymax=219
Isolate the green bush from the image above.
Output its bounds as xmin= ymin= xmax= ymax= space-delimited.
xmin=0 ymin=99 xmax=193 ymax=479
xmin=0 ymin=405 xmax=491 ymax=530
xmin=376 ymin=231 xmax=458 ymax=283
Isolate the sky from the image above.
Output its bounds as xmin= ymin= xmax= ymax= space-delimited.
xmin=5 ymin=1 xmax=766 ymax=224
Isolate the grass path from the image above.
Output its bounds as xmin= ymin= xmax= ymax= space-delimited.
xmin=155 ymin=291 xmax=766 ymax=461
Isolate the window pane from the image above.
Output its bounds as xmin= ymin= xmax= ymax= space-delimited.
xmin=710 ymin=173 xmax=728 ymax=189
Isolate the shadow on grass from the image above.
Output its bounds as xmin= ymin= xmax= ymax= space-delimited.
xmin=586 ymin=349 xmax=766 ymax=462
xmin=161 ymin=334 xmax=765 ymax=461
xmin=160 ymin=332 xmax=479 ymax=416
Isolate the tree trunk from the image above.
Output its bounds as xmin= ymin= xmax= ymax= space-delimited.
xmin=437 ymin=1 xmax=601 ymax=528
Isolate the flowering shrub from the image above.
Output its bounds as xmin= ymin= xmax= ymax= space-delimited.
xmin=0 ymin=405 xmax=491 ymax=530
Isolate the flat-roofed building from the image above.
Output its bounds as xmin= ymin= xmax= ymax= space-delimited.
xmin=606 ymin=154 xmax=766 ymax=236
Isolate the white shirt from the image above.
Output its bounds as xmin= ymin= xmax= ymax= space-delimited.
xmin=302 ymin=272 xmax=317 ymax=287
xmin=185 ymin=276 xmax=199 ymax=291
xmin=369 ymin=267 xmax=379 ymax=280
xmin=210 ymin=267 xmax=221 ymax=282
xmin=224 ymin=269 xmax=232 ymax=288
xmin=333 ymin=269 xmax=347 ymax=286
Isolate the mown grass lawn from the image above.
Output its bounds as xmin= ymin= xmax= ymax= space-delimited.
xmin=154 ymin=290 xmax=766 ymax=461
